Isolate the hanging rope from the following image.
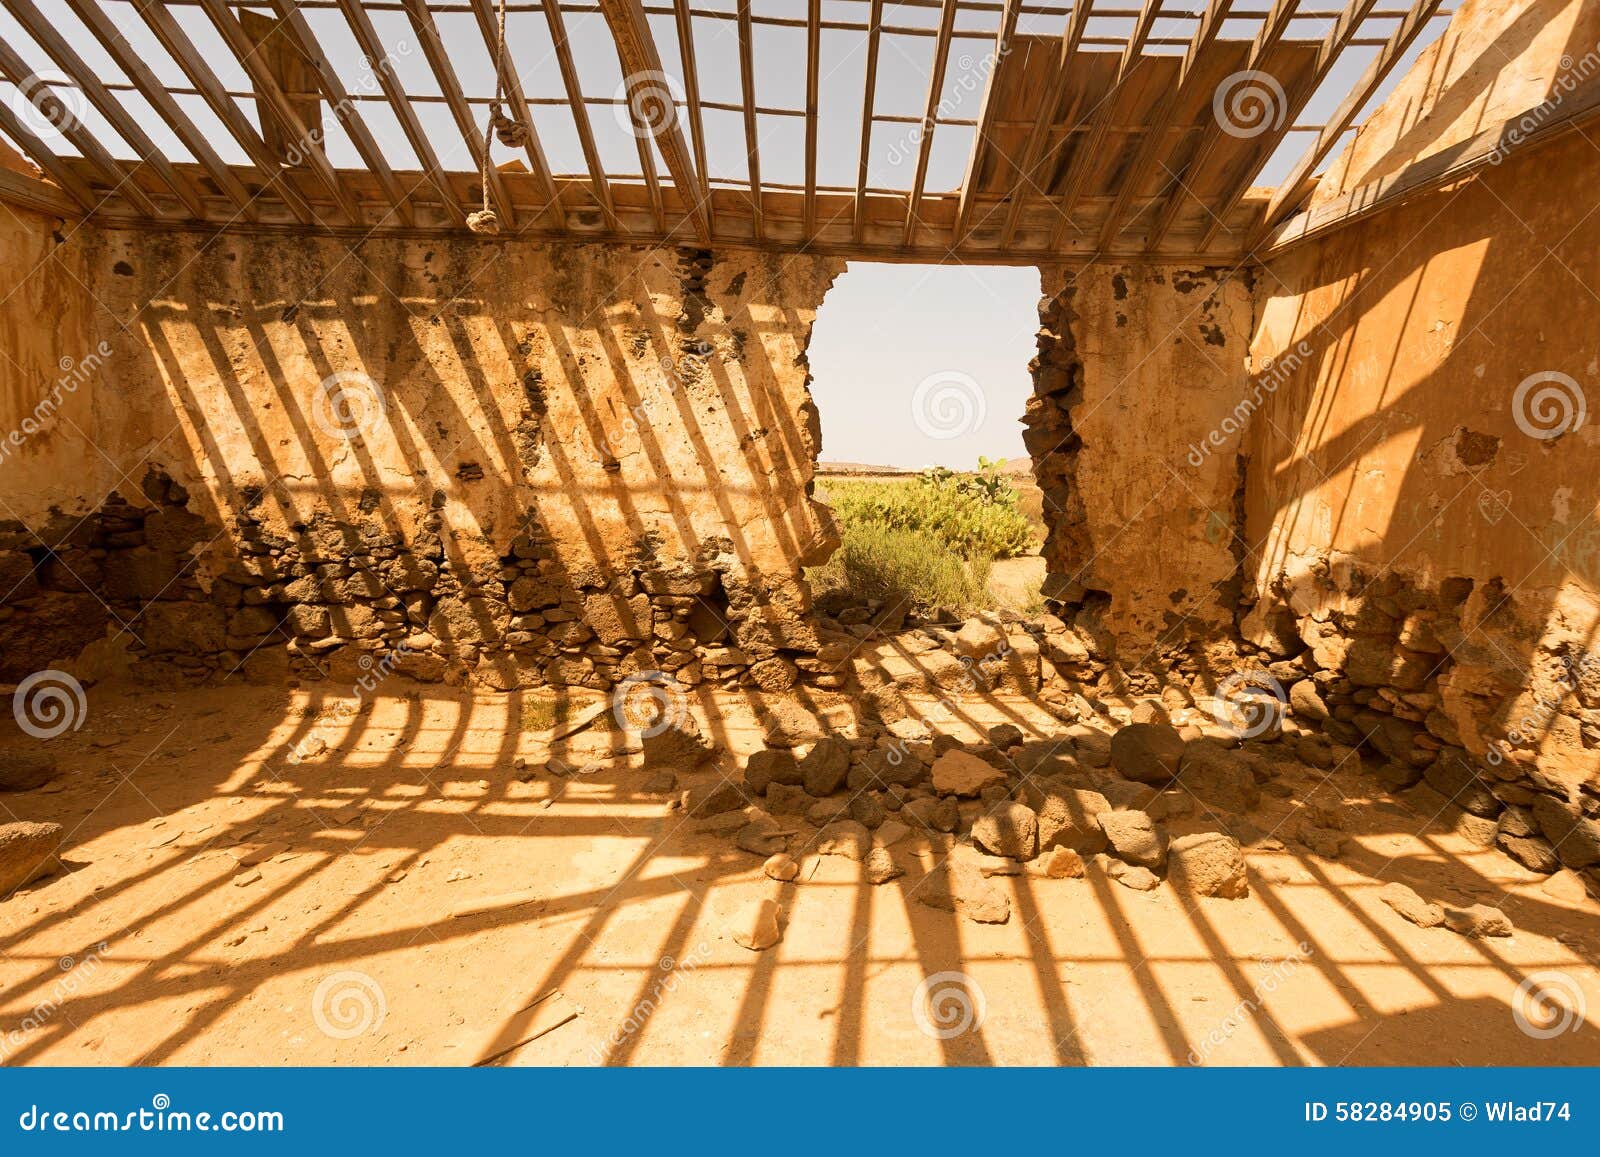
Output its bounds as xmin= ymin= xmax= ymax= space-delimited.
xmin=469 ymin=0 xmax=527 ymax=234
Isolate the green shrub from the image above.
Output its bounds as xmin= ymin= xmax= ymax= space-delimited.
xmin=817 ymin=465 xmax=1036 ymax=560
xmin=810 ymin=524 xmax=991 ymax=612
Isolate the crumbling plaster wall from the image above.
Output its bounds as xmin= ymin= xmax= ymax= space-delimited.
xmin=1 ymin=218 xmax=845 ymax=691
xmin=1245 ymin=118 xmax=1600 ymax=877
xmin=1026 ymin=264 xmax=1255 ymax=684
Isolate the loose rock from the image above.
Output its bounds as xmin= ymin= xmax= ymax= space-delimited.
xmin=0 ymin=821 xmax=62 ymax=897
xmin=732 ymin=899 xmax=782 ymax=950
xmin=1379 ymin=881 xmax=1444 ymax=928
xmin=864 ymin=846 xmax=904 ymax=885
xmin=815 ymin=820 xmax=872 ymax=861
xmin=1098 ymin=809 xmax=1165 ymax=870
xmin=1166 ymin=832 xmax=1248 ymax=899
xmin=0 ymin=750 xmax=58 ymax=793
xmin=970 ymin=802 xmax=1039 ymax=861
xmin=1109 ymin=722 xmax=1186 ymax=785
xmin=763 ymin=853 xmax=799 ymax=882
xmin=930 ymin=749 xmax=1007 ymax=797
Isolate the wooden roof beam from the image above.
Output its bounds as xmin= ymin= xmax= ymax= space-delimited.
xmin=852 ymin=0 xmax=884 ymax=244
xmin=673 ymin=0 xmax=714 ymax=236
xmin=737 ymin=0 xmax=763 ymax=241
xmin=950 ymin=0 xmax=1020 ymax=246
xmin=1249 ymin=0 xmax=1446 ymax=241
xmin=902 ymin=0 xmax=959 ymax=246
xmin=598 ymin=0 xmax=707 ymax=240
xmin=804 ymin=0 xmax=821 ymax=239
xmin=0 ymin=98 xmax=95 ymax=212
xmin=401 ymin=0 xmax=516 ymax=229
xmin=540 ymin=0 xmax=620 ymax=230
xmin=5 ymin=0 xmax=206 ymax=219
xmin=468 ymin=0 xmax=565 ymax=228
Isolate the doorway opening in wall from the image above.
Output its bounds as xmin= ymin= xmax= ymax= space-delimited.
xmin=805 ymin=263 xmax=1046 ymax=628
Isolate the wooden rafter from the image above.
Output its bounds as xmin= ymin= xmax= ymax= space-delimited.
xmin=1252 ymin=0 xmax=1448 ymax=240
xmin=330 ymin=0 xmax=466 ymax=226
xmin=137 ymin=0 xmax=320 ymax=225
xmin=902 ymin=0 xmax=959 ymax=246
xmin=853 ymin=0 xmax=884 ymax=244
xmin=401 ymin=0 xmax=516 ymax=229
xmin=951 ymin=0 xmax=1021 ymax=246
xmin=737 ymin=0 xmax=763 ymax=241
xmin=0 ymin=34 xmax=162 ymax=218
xmin=0 ymin=98 xmax=94 ymax=212
xmin=540 ymin=0 xmax=619 ymax=230
xmin=598 ymin=0 xmax=708 ymax=240
xmin=804 ymin=0 xmax=821 ymax=239
xmin=194 ymin=0 xmax=360 ymax=223
xmin=998 ymin=1 xmax=1094 ymax=248
xmin=1094 ymin=0 xmax=1236 ymax=250
xmin=1047 ymin=0 xmax=1164 ymax=251
xmin=467 ymin=0 xmax=564 ymax=227
xmin=673 ymin=0 xmax=714 ymax=236
xmin=263 ymin=0 xmax=414 ymax=227
xmin=4 ymin=0 xmax=206 ymax=219
xmin=1144 ymin=0 xmax=1303 ymax=250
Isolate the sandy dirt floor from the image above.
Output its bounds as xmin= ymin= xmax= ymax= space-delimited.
xmin=2 ymin=679 xmax=1598 ymax=1067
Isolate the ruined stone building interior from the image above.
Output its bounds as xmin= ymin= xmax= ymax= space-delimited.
xmin=0 ymin=0 xmax=1598 ymax=1067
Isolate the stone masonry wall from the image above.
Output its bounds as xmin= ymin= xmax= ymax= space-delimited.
xmin=0 ymin=220 xmax=844 ymax=692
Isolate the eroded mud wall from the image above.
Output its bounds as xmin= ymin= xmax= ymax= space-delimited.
xmin=1 ymin=222 xmax=844 ymax=691
xmin=1245 ymin=99 xmax=1600 ymax=873
xmin=1026 ymin=264 xmax=1254 ymax=685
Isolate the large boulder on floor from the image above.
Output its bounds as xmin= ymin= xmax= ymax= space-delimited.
xmin=1530 ymin=794 xmax=1600 ymax=869
xmin=799 ymin=737 xmax=851 ymax=796
xmin=1379 ymin=881 xmax=1445 ymax=928
xmin=930 ymin=749 xmax=1007 ymax=797
xmin=953 ymin=615 xmax=1006 ymax=661
xmin=1174 ymin=740 xmax=1260 ymax=815
xmin=683 ymin=779 xmax=749 ymax=818
xmin=815 ymin=820 xmax=872 ymax=861
xmin=761 ymin=701 xmax=827 ymax=748
xmin=1166 ymin=832 xmax=1248 ymax=899
xmin=1109 ymin=723 xmax=1185 ymax=785
xmin=0 ymin=821 xmax=62 ymax=897
xmin=743 ymin=749 xmax=800 ymax=795
xmin=0 ymin=750 xmax=58 ymax=792
xmin=642 ymin=715 xmax=717 ymax=770
xmin=1098 ymin=810 xmax=1165 ymax=870
xmin=1020 ymin=778 xmax=1109 ymax=855
xmin=916 ymin=852 xmax=1010 ymax=924
xmin=970 ymin=802 xmax=1038 ymax=861
xmin=902 ymin=795 xmax=959 ymax=833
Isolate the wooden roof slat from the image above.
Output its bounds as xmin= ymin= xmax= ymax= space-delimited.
xmin=803 ymin=0 xmax=821 ymax=239
xmin=1094 ymin=0 xmax=1236 ymax=250
xmin=540 ymin=0 xmax=620 ymax=229
xmin=598 ymin=0 xmax=709 ymax=240
xmin=332 ymin=0 xmax=468 ymax=226
xmin=950 ymin=0 xmax=1020 ymax=246
xmin=137 ymin=0 xmax=320 ymax=224
xmin=0 ymin=97 xmax=96 ymax=212
xmin=902 ymin=0 xmax=959 ymax=246
xmin=194 ymin=0 xmax=360 ymax=223
xmin=400 ymin=0 xmax=516 ymax=229
xmin=852 ymin=0 xmax=884 ymax=244
xmin=467 ymin=0 xmax=565 ymax=227
xmin=737 ymin=0 xmax=763 ymax=241
xmin=999 ymin=5 xmax=1094 ymax=248
xmin=0 ymin=35 xmax=163 ymax=218
xmin=673 ymin=0 xmax=714 ymax=236
xmin=263 ymin=0 xmax=414 ymax=226
xmin=4 ymin=0 xmax=207 ymax=219
xmin=1253 ymin=0 xmax=1447 ymax=239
